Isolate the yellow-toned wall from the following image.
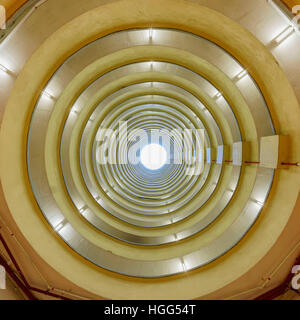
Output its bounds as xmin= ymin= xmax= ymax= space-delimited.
xmin=0 ymin=276 xmax=24 ymax=300
xmin=282 ymin=0 xmax=300 ymax=10
xmin=0 ymin=0 xmax=28 ymax=19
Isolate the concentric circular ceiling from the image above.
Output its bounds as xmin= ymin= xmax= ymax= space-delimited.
xmin=24 ymin=26 xmax=277 ymax=277
xmin=1 ymin=0 xmax=300 ymax=299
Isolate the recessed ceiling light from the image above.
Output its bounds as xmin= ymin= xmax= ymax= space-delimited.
xmin=140 ymin=143 xmax=167 ymax=170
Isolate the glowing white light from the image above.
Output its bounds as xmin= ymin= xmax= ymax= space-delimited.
xmin=140 ymin=143 xmax=167 ymax=170
xmin=79 ymin=207 xmax=86 ymax=213
xmin=0 ymin=64 xmax=9 ymax=73
xmin=236 ymin=69 xmax=248 ymax=79
xmin=43 ymin=91 xmax=54 ymax=100
xmin=149 ymin=28 xmax=153 ymax=39
xmin=215 ymin=92 xmax=222 ymax=99
xmin=181 ymin=258 xmax=187 ymax=272
xmin=274 ymin=26 xmax=295 ymax=43
xmin=254 ymin=199 xmax=264 ymax=206
xmin=54 ymin=222 xmax=65 ymax=232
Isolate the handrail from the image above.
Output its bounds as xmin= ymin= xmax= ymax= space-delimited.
xmin=0 ymin=227 xmax=72 ymax=300
xmin=0 ymin=0 xmax=47 ymax=42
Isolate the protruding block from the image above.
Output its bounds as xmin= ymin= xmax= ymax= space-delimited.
xmin=207 ymin=147 xmax=217 ymax=164
xmin=233 ymin=141 xmax=250 ymax=166
xmin=260 ymin=135 xmax=289 ymax=169
xmin=206 ymin=148 xmax=211 ymax=163
xmin=216 ymin=145 xmax=229 ymax=164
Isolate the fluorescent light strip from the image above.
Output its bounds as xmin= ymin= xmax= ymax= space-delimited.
xmin=0 ymin=64 xmax=10 ymax=73
xmin=254 ymin=199 xmax=264 ymax=206
xmin=181 ymin=258 xmax=187 ymax=272
xmin=215 ymin=92 xmax=222 ymax=99
xmin=43 ymin=91 xmax=54 ymax=99
xmin=274 ymin=26 xmax=295 ymax=43
xmin=149 ymin=28 xmax=153 ymax=39
xmin=236 ymin=69 xmax=248 ymax=79
xmin=79 ymin=207 xmax=86 ymax=213
xmin=54 ymin=221 xmax=66 ymax=232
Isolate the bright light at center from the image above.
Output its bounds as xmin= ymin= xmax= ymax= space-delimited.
xmin=140 ymin=144 xmax=167 ymax=170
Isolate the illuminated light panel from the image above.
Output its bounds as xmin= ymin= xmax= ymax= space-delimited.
xmin=254 ymin=199 xmax=264 ymax=206
xmin=215 ymin=92 xmax=222 ymax=99
xmin=0 ymin=64 xmax=9 ymax=73
xmin=149 ymin=28 xmax=153 ymax=40
xmin=140 ymin=143 xmax=167 ymax=170
xmin=54 ymin=221 xmax=65 ymax=232
xmin=274 ymin=26 xmax=295 ymax=43
xmin=43 ymin=91 xmax=55 ymax=100
xmin=236 ymin=69 xmax=248 ymax=79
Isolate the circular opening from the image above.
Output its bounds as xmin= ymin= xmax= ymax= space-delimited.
xmin=140 ymin=144 xmax=167 ymax=170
